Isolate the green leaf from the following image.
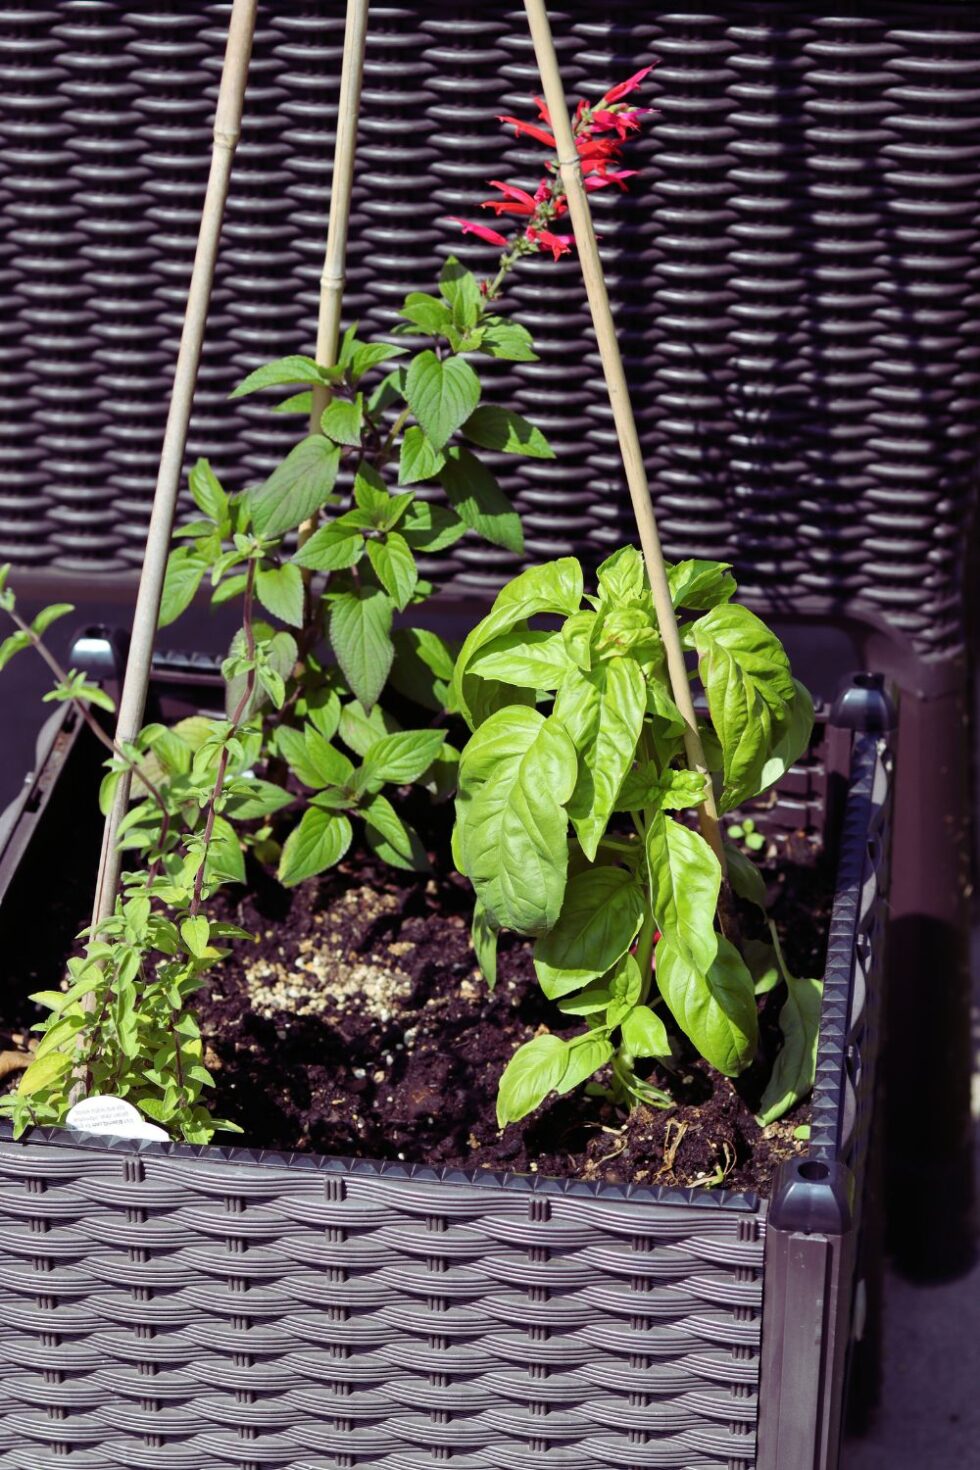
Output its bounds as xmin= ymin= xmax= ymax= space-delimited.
xmin=320 ymin=393 xmax=363 ymax=446
xmin=255 ymin=563 xmax=304 ymax=627
xmin=760 ymin=679 xmax=815 ymax=793
xmin=471 ymin=901 xmax=498 ymax=989
xmin=479 ymin=319 xmax=538 ymax=362
xmin=224 ymin=627 xmax=297 ymax=721
xmin=31 ymin=603 xmax=74 ymax=637
xmin=390 ymin=627 xmax=456 ymax=713
xmin=438 ymin=445 xmax=523 ymax=553
xmin=361 ymin=792 xmax=429 ymax=872
xmin=655 ymin=936 xmax=758 ymax=1077
xmin=248 ymin=435 xmax=341 ymax=540
xmin=400 ymin=500 xmax=466 ymax=552
xmin=0 ymin=630 xmax=31 ymax=670
xmin=276 ymin=725 xmax=353 ymax=790
xmin=347 ymin=340 xmax=406 ymax=382
xmin=455 ymin=705 xmax=577 ymax=935
xmin=18 ymin=1050 xmax=72 ymax=1097
xmin=405 ymin=350 xmax=480 ymax=451
xmin=468 ymin=630 xmax=570 ymax=690
xmin=668 ymin=558 xmax=736 ymax=610
xmin=398 ymin=291 xmax=453 ymax=335
xmin=293 ymin=517 xmax=364 ymax=572
xmin=744 ymin=938 xmax=780 ymax=996
xmin=230 ymin=355 xmax=326 ymax=398
xmin=223 ymin=778 xmax=292 ymax=820
xmin=554 ymin=658 xmax=646 ymax=861
xmin=496 ymin=1033 xmax=568 ymax=1127
xmin=462 ymin=404 xmax=553 ymax=459
xmin=366 ymin=533 xmax=417 ymax=611
xmin=180 ymin=916 xmax=210 ymax=959
xmin=621 ymin=1004 xmax=671 ymax=1059
xmin=338 ymin=699 xmax=399 ymax=757
xmin=159 ymin=547 xmax=206 ymax=628
xmin=438 ymin=257 xmax=483 ymax=329
xmin=273 ymin=390 xmax=313 ymax=414
xmin=534 ymin=866 xmax=646 ymax=999
xmin=359 ymin=728 xmax=446 ymax=787
xmin=453 ymin=557 xmax=583 ymax=727
xmin=398 ymin=425 xmax=445 ymax=485
xmin=691 ymin=603 xmax=801 ymax=812
xmin=558 ymin=952 xmax=642 ymax=1024
xmin=205 ymin=815 xmax=246 ymax=886
xmin=597 ymin=546 xmax=648 ymax=606
xmin=726 ymin=844 xmax=768 ymax=910
xmin=556 ymin=1031 xmax=614 ymax=1095
xmin=189 ymin=459 xmax=228 ymax=523
xmin=646 ymin=813 xmax=721 ymax=974
xmin=328 ymin=587 xmax=394 ymax=710
xmin=757 ymin=971 xmax=823 ymax=1125
xmin=278 ymin=808 xmax=353 ymax=886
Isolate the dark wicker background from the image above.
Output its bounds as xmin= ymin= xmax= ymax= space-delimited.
xmin=1 ymin=3 xmax=978 ymax=662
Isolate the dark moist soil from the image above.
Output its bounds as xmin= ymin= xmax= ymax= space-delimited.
xmin=195 ymin=830 xmax=831 ymax=1196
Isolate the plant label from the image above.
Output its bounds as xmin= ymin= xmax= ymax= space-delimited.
xmin=65 ymin=1095 xmax=170 ymax=1142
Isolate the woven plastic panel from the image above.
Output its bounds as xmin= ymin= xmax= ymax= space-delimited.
xmin=0 ymin=1140 xmax=764 ymax=1470
xmin=0 ymin=4 xmax=978 ymax=659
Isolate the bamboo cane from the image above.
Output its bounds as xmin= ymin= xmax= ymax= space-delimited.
xmin=300 ymin=0 xmax=371 ymax=551
xmin=89 ymin=0 xmax=259 ymax=933
xmin=522 ymin=0 xmax=726 ymax=873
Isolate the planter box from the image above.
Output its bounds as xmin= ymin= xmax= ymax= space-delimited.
xmin=0 ymin=669 xmax=893 ymax=1470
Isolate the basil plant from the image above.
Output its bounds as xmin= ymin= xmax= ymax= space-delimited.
xmin=451 ymin=549 xmax=821 ymax=1129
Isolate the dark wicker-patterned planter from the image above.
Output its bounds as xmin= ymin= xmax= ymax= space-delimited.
xmin=0 ymin=673 xmax=893 ymax=1470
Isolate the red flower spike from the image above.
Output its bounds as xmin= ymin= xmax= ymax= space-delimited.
xmin=584 ymin=169 xmax=637 ymax=193
xmin=497 ymin=115 xmax=557 ymax=148
xmin=526 ymin=226 xmax=573 ymax=260
xmin=600 ymin=65 xmax=654 ymax=106
xmin=481 ymin=180 xmax=538 ymax=216
xmin=448 ymin=218 xmax=508 ymax=248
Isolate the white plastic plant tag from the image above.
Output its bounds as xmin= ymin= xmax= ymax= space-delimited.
xmin=66 ymin=1095 xmax=170 ymax=1142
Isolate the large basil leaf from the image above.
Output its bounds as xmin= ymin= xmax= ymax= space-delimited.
xmin=655 ymin=935 xmax=758 ymax=1076
xmin=645 ymin=814 xmax=721 ymax=974
xmin=667 ymin=558 xmax=736 ymax=610
xmin=496 ymin=1033 xmax=568 ymax=1127
xmin=554 ymin=657 xmax=646 ymax=861
xmin=533 ymin=866 xmax=646 ymax=998
xmin=452 ymin=558 xmax=584 ymax=727
xmin=759 ymin=678 xmax=815 ymax=792
xmin=691 ymin=603 xmax=800 ymax=812
xmin=756 ymin=929 xmax=822 ymax=1125
xmin=456 ymin=706 xmax=577 ymax=934
xmin=556 ymin=1032 xmax=614 ymax=1094
xmin=468 ymin=630 xmax=570 ymax=690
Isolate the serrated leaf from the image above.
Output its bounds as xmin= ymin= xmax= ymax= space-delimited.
xmin=180 ymin=916 xmax=210 ymax=959
xmin=362 ymin=792 xmax=429 ymax=872
xmin=189 ymin=459 xmax=227 ymax=522
xmin=278 ymin=808 xmax=353 ymax=886
xmin=390 ymin=627 xmax=456 ymax=713
xmin=438 ymin=258 xmax=482 ymax=329
xmin=400 ymin=500 xmax=466 ymax=552
xmin=273 ymin=390 xmax=314 ymax=414
xmin=479 ymin=319 xmax=538 ymax=361
xmin=534 ymin=867 xmax=646 ymax=999
xmin=655 ymin=935 xmax=758 ymax=1077
xmin=398 ymin=425 xmax=446 ymax=485
xmin=230 ymin=355 xmax=326 ymax=398
xmin=456 ymin=705 xmax=577 ymax=935
xmin=405 ymin=350 xmax=480 ymax=451
xmin=496 ymin=1033 xmax=568 ymax=1127
xmin=438 ymin=445 xmax=523 ymax=554
xmin=366 ymin=533 xmax=417 ymax=611
xmin=462 ymin=404 xmax=553 ymax=459
xmin=248 ymin=435 xmax=341 ymax=540
xmin=293 ymin=517 xmax=365 ymax=572
xmin=328 ymin=587 xmax=394 ymax=710
xmin=256 ymin=563 xmax=304 ymax=627
xmin=320 ymin=394 xmax=363 ymax=446
xmin=398 ymin=292 xmax=454 ymax=335
xmin=359 ymin=728 xmax=446 ymax=787
xmin=338 ymin=699 xmax=400 ymax=757
xmin=276 ymin=725 xmax=353 ymax=790
xmin=204 ymin=815 xmax=246 ymax=886
xmin=159 ymin=547 xmax=206 ymax=628
xmin=223 ymin=778 xmax=292 ymax=821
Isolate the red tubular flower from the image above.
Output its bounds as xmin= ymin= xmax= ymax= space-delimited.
xmin=584 ymin=169 xmax=637 ymax=192
xmin=599 ymin=65 xmax=654 ymax=106
xmin=447 ymin=218 xmax=509 ymax=247
xmin=590 ymin=106 xmax=652 ymax=140
xmin=481 ymin=181 xmax=538 ymax=216
xmin=497 ymin=115 xmax=557 ymax=148
xmin=526 ymin=227 xmax=573 ymax=260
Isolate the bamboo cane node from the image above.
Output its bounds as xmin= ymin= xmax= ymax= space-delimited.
xmin=320 ymin=271 xmax=346 ymax=290
xmin=213 ymin=127 xmax=242 ymax=148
